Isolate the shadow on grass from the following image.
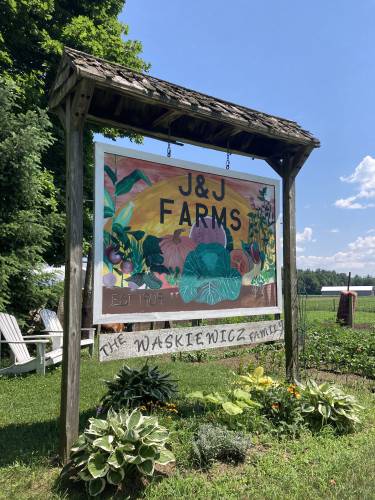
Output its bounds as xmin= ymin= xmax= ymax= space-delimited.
xmin=0 ymin=408 xmax=97 ymax=467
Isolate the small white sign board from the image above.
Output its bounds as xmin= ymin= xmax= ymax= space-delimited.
xmin=99 ymin=320 xmax=284 ymax=362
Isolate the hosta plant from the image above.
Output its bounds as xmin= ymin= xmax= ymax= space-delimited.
xmin=188 ymin=388 xmax=260 ymax=416
xmin=299 ymin=380 xmax=363 ymax=433
xmin=236 ymin=366 xmax=277 ymax=392
xmin=61 ymin=408 xmax=175 ymax=497
xmin=100 ymin=363 xmax=178 ymax=412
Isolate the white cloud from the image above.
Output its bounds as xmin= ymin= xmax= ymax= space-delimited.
xmin=330 ymin=228 xmax=339 ymax=233
xmin=296 ymin=227 xmax=313 ymax=243
xmin=297 ymin=234 xmax=375 ymax=275
xmin=335 ymin=156 xmax=375 ymax=209
xmin=296 ymin=246 xmax=305 ymax=253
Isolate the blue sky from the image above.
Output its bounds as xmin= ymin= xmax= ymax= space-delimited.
xmin=97 ymin=0 xmax=375 ymax=275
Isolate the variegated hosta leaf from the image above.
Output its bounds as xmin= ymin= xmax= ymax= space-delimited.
xmin=127 ymin=409 xmax=143 ymax=430
xmin=107 ymin=449 xmax=125 ymax=469
xmin=156 ymin=448 xmax=175 ymax=465
xmin=123 ymin=454 xmax=142 ymax=464
xmin=78 ymin=468 xmax=92 ymax=482
xmin=107 ymin=467 xmax=125 ymax=485
xmin=71 ymin=434 xmax=87 ymax=453
xmin=124 ymin=429 xmax=139 ymax=442
xmin=139 ymin=444 xmax=157 ymax=460
xmin=93 ymin=435 xmax=114 ymax=452
xmin=87 ymin=453 xmax=109 ymax=478
xmin=137 ymin=459 xmax=154 ymax=476
xmin=88 ymin=477 xmax=106 ymax=497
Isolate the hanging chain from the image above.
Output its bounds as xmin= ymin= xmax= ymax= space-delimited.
xmin=226 ymin=141 xmax=231 ymax=170
xmin=167 ymin=124 xmax=172 ymax=158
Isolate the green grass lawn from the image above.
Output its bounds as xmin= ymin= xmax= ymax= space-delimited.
xmin=1 ymin=349 xmax=375 ymax=499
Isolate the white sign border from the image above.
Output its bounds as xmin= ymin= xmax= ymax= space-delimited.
xmin=93 ymin=142 xmax=282 ymax=324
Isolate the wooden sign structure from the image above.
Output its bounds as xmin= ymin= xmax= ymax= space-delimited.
xmin=49 ymin=47 xmax=319 ymax=462
xmin=99 ymin=320 xmax=284 ymax=361
xmin=93 ymin=144 xmax=282 ymax=325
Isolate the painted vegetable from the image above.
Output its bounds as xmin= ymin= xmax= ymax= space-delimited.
xmin=230 ymin=249 xmax=250 ymax=275
xmin=103 ymin=273 xmax=116 ymax=287
xmin=179 ymin=243 xmax=242 ymax=305
xmin=160 ymin=229 xmax=197 ymax=270
xmin=189 ymin=217 xmax=226 ymax=246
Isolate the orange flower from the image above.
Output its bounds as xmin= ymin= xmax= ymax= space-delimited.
xmin=271 ymin=403 xmax=280 ymax=410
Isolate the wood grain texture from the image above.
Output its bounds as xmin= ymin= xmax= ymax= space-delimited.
xmin=99 ymin=320 xmax=284 ymax=361
xmin=282 ymin=166 xmax=299 ymax=382
xmin=60 ymin=84 xmax=94 ymax=463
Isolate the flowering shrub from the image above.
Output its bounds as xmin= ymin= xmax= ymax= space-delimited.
xmin=251 ymin=384 xmax=305 ymax=437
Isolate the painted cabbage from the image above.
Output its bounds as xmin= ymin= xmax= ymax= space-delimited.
xmin=179 ymin=243 xmax=242 ymax=305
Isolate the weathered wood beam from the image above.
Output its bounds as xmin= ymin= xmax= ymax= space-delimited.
xmin=114 ymin=96 xmax=125 ymax=117
xmin=86 ymin=114 xmax=269 ymax=161
xmin=210 ymin=126 xmax=243 ymax=143
xmin=152 ymin=109 xmax=181 ymax=128
xmin=49 ymin=72 xmax=79 ymax=110
xmin=266 ymin=158 xmax=284 ymax=177
xmin=60 ymin=81 xmax=94 ymax=464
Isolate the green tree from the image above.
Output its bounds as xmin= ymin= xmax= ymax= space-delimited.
xmin=0 ymin=0 xmax=149 ymax=264
xmin=0 ymin=78 xmax=62 ymax=320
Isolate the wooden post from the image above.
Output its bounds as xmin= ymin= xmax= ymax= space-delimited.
xmin=282 ymin=169 xmax=299 ymax=382
xmin=267 ymin=149 xmax=312 ymax=382
xmin=60 ymin=81 xmax=94 ymax=463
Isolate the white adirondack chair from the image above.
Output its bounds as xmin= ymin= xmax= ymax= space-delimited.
xmin=40 ymin=308 xmax=95 ymax=356
xmin=0 ymin=313 xmax=63 ymax=375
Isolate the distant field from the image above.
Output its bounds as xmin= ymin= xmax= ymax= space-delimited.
xmin=303 ymin=295 xmax=375 ymax=325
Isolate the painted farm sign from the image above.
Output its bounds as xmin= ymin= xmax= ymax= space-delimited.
xmin=93 ymin=144 xmax=281 ymax=324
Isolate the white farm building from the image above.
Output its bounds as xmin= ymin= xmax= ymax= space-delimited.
xmin=321 ymin=286 xmax=374 ymax=296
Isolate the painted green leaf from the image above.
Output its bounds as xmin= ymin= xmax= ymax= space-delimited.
xmin=104 ymin=188 xmax=115 ymax=219
xmin=115 ymin=169 xmax=152 ymax=196
xmin=104 ymin=164 xmax=117 ymax=185
xmin=88 ymin=478 xmax=106 ymax=497
xmin=179 ymin=243 xmax=242 ymax=305
xmin=87 ymin=452 xmax=109 ymax=478
xmin=143 ymin=272 xmax=162 ymax=289
xmin=156 ymin=448 xmax=175 ymax=465
xmin=112 ymin=202 xmax=134 ymax=232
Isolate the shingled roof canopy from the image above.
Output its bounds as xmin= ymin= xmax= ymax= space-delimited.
xmin=49 ymin=47 xmax=319 ymax=163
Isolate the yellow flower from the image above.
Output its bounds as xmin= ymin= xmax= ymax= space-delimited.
xmin=294 ymin=392 xmax=301 ymax=399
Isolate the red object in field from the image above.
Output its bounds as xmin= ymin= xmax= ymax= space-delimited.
xmin=336 ymin=291 xmax=357 ymax=326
